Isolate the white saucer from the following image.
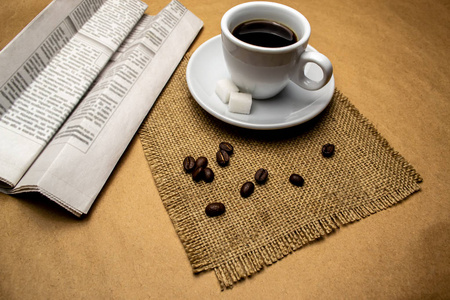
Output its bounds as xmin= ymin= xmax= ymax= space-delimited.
xmin=186 ymin=35 xmax=335 ymax=130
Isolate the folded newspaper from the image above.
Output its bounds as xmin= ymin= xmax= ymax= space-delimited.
xmin=0 ymin=0 xmax=203 ymax=216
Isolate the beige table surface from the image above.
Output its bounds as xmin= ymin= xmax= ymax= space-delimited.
xmin=1 ymin=0 xmax=449 ymax=299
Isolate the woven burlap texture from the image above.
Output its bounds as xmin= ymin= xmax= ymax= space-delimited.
xmin=139 ymin=55 xmax=422 ymax=290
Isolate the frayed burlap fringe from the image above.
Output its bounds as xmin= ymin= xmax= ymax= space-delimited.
xmin=212 ymin=184 xmax=420 ymax=289
xmin=139 ymin=55 xmax=422 ymax=290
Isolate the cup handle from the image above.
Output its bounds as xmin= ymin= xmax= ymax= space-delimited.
xmin=290 ymin=51 xmax=333 ymax=91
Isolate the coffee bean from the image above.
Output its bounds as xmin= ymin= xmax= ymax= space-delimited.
xmin=195 ymin=156 xmax=208 ymax=169
xmin=216 ymin=149 xmax=230 ymax=166
xmin=205 ymin=202 xmax=226 ymax=217
xmin=192 ymin=167 xmax=204 ymax=182
xmin=255 ymin=168 xmax=268 ymax=184
xmin=203 ymin=168 xmax=214 ymax=183
xmin=219 ymin=142 xmax=234 ymax=154
xmin=240 ymin=181 xmax=255 ymax=198
xmin=183 ymin=156 xmax=196 ymax=173
xmin=322 ymin=143 xmax=335 ymax=157
xmin=289 ymin=174 xmax=304 ymax=186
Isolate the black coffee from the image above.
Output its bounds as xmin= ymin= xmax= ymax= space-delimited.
xmin=232 ymin=19 xmax=298 ymax=48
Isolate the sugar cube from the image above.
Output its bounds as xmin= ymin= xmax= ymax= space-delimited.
xmin=215 ymin=79 xmax=239 ymax=104
xmin=228 ymin=92 xmax=252 ymax=114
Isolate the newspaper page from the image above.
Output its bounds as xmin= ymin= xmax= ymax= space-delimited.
xmin=0 ymin=0 xmax=147 ymax=187
xmin=0 ymin=0 xmax=203 ymax=216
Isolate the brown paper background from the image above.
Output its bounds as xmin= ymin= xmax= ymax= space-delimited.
xmin=1 ymin=0 xmax=449 ymax=298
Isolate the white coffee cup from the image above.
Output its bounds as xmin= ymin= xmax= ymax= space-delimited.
xmin=221 ymin=2 xmax=333 ymax=99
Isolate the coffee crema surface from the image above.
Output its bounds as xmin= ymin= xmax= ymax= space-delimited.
xmin=231 ymin=19 xmax=298 ymax=48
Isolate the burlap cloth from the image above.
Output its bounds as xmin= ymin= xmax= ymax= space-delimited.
xmin=138 ymin=55 xmax=422 ymax=289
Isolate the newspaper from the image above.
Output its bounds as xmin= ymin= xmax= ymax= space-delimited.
xmin=0 ymin=0 xmax=203 ymax=216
